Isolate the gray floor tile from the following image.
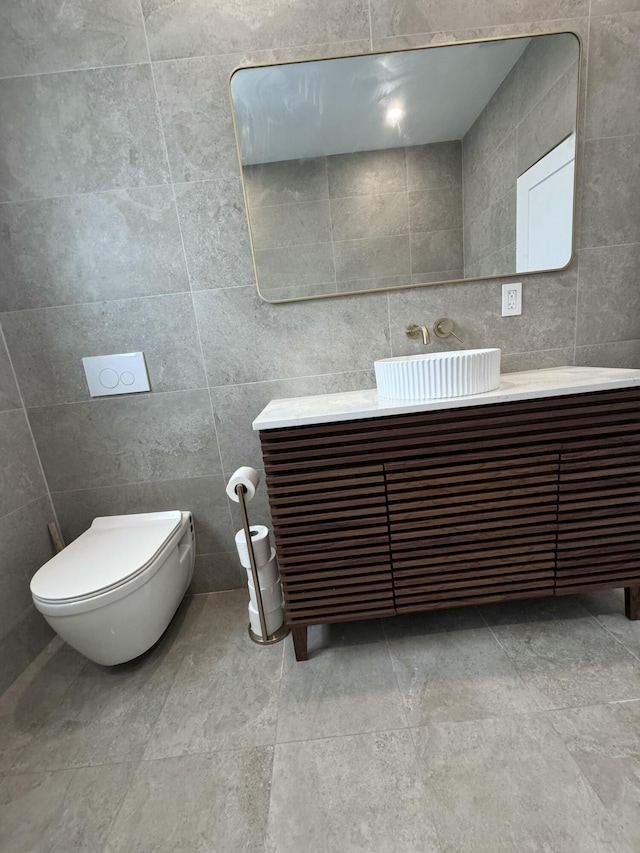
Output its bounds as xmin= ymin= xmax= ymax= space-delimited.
xmin=382 ymin=605 xmax=484 ymax=639
xmin=547 ymin=700 xmax=640 ymax=853
xmin=388 ymin=626 xmax=541 ymax=725
xmin=578 ymin=589 xmax=640 ymax=661
xmin=276 ymin=635 xmax=407 ymax=744
xmin=12 ymin=596 xmax=205 ymax=773
xmin=415 ymin=714 xmax=617 ymax=853
xmin=0 ymin=638 xmax=85 ymax=774
xmin=478 ymin=594 xmax=588 ymax=626
xmin=266 ymin=730 xmax=440 ymax=853
xmin=491 ymin=616 xmax=640 ymax=709
xmin=0 ymin=762 xmax=137 ymax=853
xmin=104 ymin=747 xmax=272 ymax=853
xmin=144 ymin=591 xmax=283 ymax=759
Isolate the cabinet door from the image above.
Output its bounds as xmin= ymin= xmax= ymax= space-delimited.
xmin=264 ymin=462 xmax=394 ymax=625
xmin=557 ymin=436 xmax=640 ymax=593
xmin=386 ymin=449 xmax=559 ymax=612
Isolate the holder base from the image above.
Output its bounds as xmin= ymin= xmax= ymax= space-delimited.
xmin=248 ymin=622 xmax=290 ymax=645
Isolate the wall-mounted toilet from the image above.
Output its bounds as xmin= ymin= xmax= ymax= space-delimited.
xmin=31 ymin=510 xmax=195 ymax=666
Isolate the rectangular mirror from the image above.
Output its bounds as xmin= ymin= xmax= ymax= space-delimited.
xmin=230 ymin=32 xmax=580 ymax=303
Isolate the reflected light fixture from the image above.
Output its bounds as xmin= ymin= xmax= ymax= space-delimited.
xmin=385 ymin=106 xmax=404 ymax=127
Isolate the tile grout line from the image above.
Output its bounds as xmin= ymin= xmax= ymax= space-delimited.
xmin=134 ymin=0 xmax=233 ymax=542
xmin=474 ymin=606 xmax=543 ymax=700
xmin=573 ymin=1 xmax=592 ymax=366
xmin=0 ymin=323 xmax=61 ymax=532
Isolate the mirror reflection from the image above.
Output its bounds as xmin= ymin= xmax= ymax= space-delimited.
xmin=230 ymin=32 xmax=580 ymax=302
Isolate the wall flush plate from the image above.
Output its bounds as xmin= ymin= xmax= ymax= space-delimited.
xmin=82 ymin=352 xmax=151 ymax=397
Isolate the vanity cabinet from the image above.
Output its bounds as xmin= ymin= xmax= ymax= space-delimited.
xmin=259 ymin=386 xmax=640 ymax=660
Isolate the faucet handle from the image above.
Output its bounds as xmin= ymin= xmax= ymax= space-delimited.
xmin=433 ymin=317 xmax=463 ymax=343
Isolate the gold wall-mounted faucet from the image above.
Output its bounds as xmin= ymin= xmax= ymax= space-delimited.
xmin=405 ymin=324 xmax=431 ymax=345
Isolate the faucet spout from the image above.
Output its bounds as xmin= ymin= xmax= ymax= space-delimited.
xmin=406 ymin=324 xmax=431 ymax=346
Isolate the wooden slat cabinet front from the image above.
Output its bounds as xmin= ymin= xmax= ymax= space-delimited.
xmin=386 ymin=449 xmax=559 ymax=612
xmin=259 ymin=387 xmax=640 ymax=661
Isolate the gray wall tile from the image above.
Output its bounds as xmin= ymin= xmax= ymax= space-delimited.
xmin=29 ymin=390 xmax=221 ymax=492
xmin=0 ymin=334 xmax=20 ymax=412
xmin=369 ymin=0 xmax=589 ymax=39
xmin=0 ymin=188 xmax=189 ymax=312
xmin=52 ymin=475 xmax=236 ymax=554
xmin=331 ymin=194 xmax=409 ymax=241
xmin=577 ymin=243 xmax=640 ymax=344
xmin=250 ymin=201 xmax=332 ymax=250
xmin=327 ymin=149 xmax=407 ymax=198
xmin=0 ymin=409 xmax=47 ymax=517
xmin=243 ymin=159 xmax=329 ymax=208
xmin=2 ymin=294 xmax=207 ymax=407
xmin=334 ymin=235 xmax=411 ymax=281
xmin=254 ymin=244 xmax=336 ymax=293
xmin=580 ymin=135 xmax=640 ymax=248
xmin=256 ymin=281 xmax=339 ymax=301
xmin=576 ymin=339 xmax=640 ymax=367
xmin=0 ymin=66 xmax=169 ymax=202
xmin=410 ymin=230 xmax=463 ymax=275
xmin=211 ymin=370 xmax=376 ymax=474
xmin=586 ymin=12 xmax=640 ymax=139
xmin=517 ymin=31 xmax=581 ymax=121
xmin=190 ymin=553 xmax=244 ymax=593
xmin=500 ymin=348 xmax=576 ymax=372
xmin=517 ymin=63 xmax=579 ymax=175
xmin=464 ymin=191 xmax=515 ymax=268
xmin=141 ymin=0 xmax=370 ymax=61
xmin=388 ymin=268 xmax=577 ymax=357
xmin=0 ymin=606 xmax=54 ymax=697
xmin=195 ymin=287 xmax=390 ymax=386
xmin=463 ymin=66 xmax=518 ymax=178
xmin=409 ymin=188 xmax=463 ymax=234
xmin=153 ymin=55 xmax=240 ymax=184
xmin=463 ymin=34 xmax=579 ymax=276
xmin=338 ymin=274 xmax=414 ymax=292
xmin=0 ymin=497 xmax=56 ymax=640
xmin=174 ymin=177 xmax=255 ymax=290
xmin=0 ymin=0 xmax=148 ymax=78
xmin=406 ymin=141 xmax=462 ymax=190
xmin=591 ymin=0 xmax=640 ymax=11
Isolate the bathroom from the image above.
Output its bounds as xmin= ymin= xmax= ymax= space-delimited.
xmin=2 ymin=0 xmax=640 ymax=849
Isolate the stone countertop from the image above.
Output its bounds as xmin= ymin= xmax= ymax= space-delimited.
xmin=252 ymin=366 xmax=640 ymax=430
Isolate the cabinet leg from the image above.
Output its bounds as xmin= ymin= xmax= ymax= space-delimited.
xmin=625 ymin=586 xmax=640 ymax=621
xmin=291 ymin=626 xmax=308 ymax=661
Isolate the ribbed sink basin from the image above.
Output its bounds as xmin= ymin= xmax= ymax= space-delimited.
xmin=375 ymin=348 xmax=501 ymax=401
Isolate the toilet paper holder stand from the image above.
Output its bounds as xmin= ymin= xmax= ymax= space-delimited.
xmin=236 ymin=483 xmax=290 ymax=646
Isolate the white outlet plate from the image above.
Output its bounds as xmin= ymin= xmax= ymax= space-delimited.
xmin=502 ymin=282 xmax=522 ymax=316
xmin=82 ymin=352 xmax=151 ymax=397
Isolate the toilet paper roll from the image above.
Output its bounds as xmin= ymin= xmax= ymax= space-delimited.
xmin=235 ymin=525 xmax=271 ymax=569
xmin=248 ymin=578 xmax=283 ymax=612
xmin=226 ymin=467 xmax=260 ymax=503
xmin=248 ymin=601 xmax=284 ymax=637
xmin=245 ymin=547 xmax=279 ymax=587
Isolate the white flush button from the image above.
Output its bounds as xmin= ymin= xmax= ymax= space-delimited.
xmin=82 ymin=353 xmax=151 ymax=397
xmin=99 ymin=368 xmax=119 ymax=389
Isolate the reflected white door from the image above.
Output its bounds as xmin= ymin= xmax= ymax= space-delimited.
xmin=516 ymin=133 xmax=575 ymax=272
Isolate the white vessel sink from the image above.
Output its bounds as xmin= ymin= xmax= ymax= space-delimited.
xmin=375 ymin=348 xmax=501 ymax=401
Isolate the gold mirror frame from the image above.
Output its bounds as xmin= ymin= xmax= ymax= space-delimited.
xmin=229 ymin=31 xmax=582 ymax=304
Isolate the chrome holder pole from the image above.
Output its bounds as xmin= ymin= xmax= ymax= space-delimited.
xmin=235 ymin=484 xmax=289 ymax=646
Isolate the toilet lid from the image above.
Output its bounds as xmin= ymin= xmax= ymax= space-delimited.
xmin=31 ymin=511 xmax=184 ymax=602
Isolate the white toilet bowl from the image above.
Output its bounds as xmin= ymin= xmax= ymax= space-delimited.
xmin=31 ymin=510 xmax=195 ymax=666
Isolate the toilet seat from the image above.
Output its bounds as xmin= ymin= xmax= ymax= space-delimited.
xmin=31 ymin=511 xmax=186 ymax=607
